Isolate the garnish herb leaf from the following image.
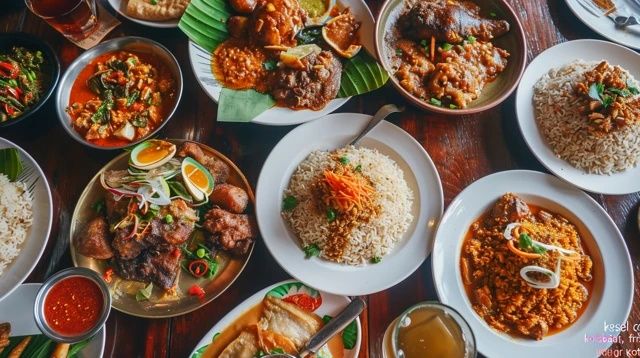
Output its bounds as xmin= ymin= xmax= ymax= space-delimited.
xmin=342 ymin=319 xmax=358 ymax=349
xmin=282 ymin=195 xmax=298 ymax=211
xmin=263 ymin=59 xmax=277 ymax=71
xmin=466 ymin=35 xmax=476 ymax=44
xmin=429 ymin=97 xmax=442 ymax=106
xmin=92 ymin=199 xmax=106 ymax=215
xmin=339 ymin=156 xmax=349 ymax=164
xmin=296 ymin=27 xmax=323 ymax=45
xmin=355 ymin=164 xmax=362 ymax=172
xmin=441 ymin=43 xmax=453 ymax=51
xmin=370 ymin=256 xmax=382 ymax=264
xmin=135 ymin=282 xmax=153 ymax=301
xmin=322 ymin=315 xmax=333 ymax=324
xmin=303 ymin=244 xmax=321 ymax=258
xmin=518 ymin=233 xmax=547 ymax=254
xmin=588 ymin=83 xmax=604 ymax=102
xmin=326 ymin=207 xmax=337 ymax=222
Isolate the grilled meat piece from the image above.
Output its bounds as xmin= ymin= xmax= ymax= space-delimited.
xmin=112 ymin=199 xmax=197 ymax=259
xmin=105 ymin=194 xmax=129 ymax=224
xmin=249 ymin=0 xmax=305 ymax=46
xmin=203 ymin=208 xmax=257 ymax=255
xmin=0 ymin=323 xmax=10 ymax=354
xmin=399 ymin=0 xmax=510 ymax=43
xmin=210 ymin=183 xmax=249 ymax=213
xmin=74 ymin=217 xmax=114 ymax=259
xmin=270 ymin=51 xmax=342 ymax=110
xmin=177 ymin=142 xmax=231 ymax=184
xmin=115 ymin=246 xmax=182 ymax=289
xmin=487 ymin=193 xmax=532 ymax=227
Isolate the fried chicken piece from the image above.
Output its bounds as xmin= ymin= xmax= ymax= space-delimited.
xmin=399 ymin=0 xmax=510 ymax=43
xmin=203 ymin=208 xmax=257 ymax=255
xmin=74 ymin=217 xmax=114 ymax=259
xmin=210 ymin=183 xmax=249 ymax=213
xmin=249 ymin=0 xmax=305 ymax=46
xmin=177 ymin=142 xmax=231 ymax=184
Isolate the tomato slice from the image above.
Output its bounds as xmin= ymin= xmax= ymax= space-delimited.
xmin=282 ymin=293 xmax=322 ymax=312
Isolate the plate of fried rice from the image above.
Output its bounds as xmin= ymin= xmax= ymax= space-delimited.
xmin=256 ymin=112 xmax=443 ymax=296
xmin=0 ymin=138 xmax=52 ymax=302
xmin=516 ymin=39 xmax=640 ymax=194
xmin=432 ymin=170 xmax=632 ymax=357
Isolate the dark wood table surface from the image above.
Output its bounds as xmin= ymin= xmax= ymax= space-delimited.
xmin=2 ymin=0 xmax=640 ymax=357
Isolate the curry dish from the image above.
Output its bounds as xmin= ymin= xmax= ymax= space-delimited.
xmin=212 ymin=0 xmax=362 ymax=111
xmin=460 ymin=193 xmax=593 ymax=340
xmin=66 ymin=51 xmax=176 ymax=147
xmin=388 ymin=0 xmax=510 ymax=109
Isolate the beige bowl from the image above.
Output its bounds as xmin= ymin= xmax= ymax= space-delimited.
xmin=375 ymin=0 xmax=527 ymax=115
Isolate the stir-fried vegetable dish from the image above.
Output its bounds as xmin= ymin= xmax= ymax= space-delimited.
xmin=0 ymin=47 xmax=44 ymax=122
xmin=66 ymin=51 xmax=176 ymax=147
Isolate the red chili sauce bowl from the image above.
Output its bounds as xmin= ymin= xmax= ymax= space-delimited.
xmin=34 ymin=268 xmax=111 ymax=343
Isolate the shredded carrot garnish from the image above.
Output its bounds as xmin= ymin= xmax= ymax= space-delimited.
xmin=322 ymin=169 xmax=375 ymax=212
xmin=430 ymin=36 xmax=435 ymax=62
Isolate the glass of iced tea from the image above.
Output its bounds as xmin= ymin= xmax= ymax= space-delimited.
xmin=25 ymin=0 xmax=99 ymax=42
xmin=389 ymin=302 xmax=477 ymax=358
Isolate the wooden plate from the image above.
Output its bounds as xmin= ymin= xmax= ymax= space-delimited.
xmin=70 ymin=139 xmax=254 ymax=318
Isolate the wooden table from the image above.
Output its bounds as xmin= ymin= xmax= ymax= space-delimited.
xmin=2 ymin=0 xmax=639 ymax=356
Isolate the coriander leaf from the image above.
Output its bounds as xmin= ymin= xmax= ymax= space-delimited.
xmin=270 ymin=348 xmax=285 ymax=354
xmin=441 ymin=43 xmax=453 ymax=51
xmin=395 ymin=48 xmax=402 ymax=56
xmin=282 ymin=195 xmax=298 ymax=211
xmin=489 ymin=11 xmax=497 ymax=17
xmin=532 ymin=244 xmax=547 ymax=254
xmin=263 ymin=59 xmax=277 ymax=71
xmin=322 ymin=315 xmax=333 ymax=324
xmin=518 ymin=233 xmax=533 ymax=250
xmin=449 ymin=104 xmax=458 ymax=109
xmin=326 ymin=207 xmax=337 ymax=222
xmin=588 ymin=83 xmax=604 ymax=102
xmin=92 ymin=199 xmax=106 ymax=215
xmin=339 ymin=156 xmax=349 ymax=164
xmin=429 ymin=97 xmax=442 ymax=106
xmin=607 ymin=87 xmax=630 ymax=97
xmin=602 ymin=94 xmax=614 ymax=108
xmin=303 ymin=244 xmax=321 ymax=258
xmin=355 ymin=164 xmax=362 ymax=172
xmin=370 ymin=256 xmax=382 ymax=264
xmin=466 ymin=35 xmax=476 ymax=44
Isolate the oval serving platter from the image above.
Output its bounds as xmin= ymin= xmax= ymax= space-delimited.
xmin=189 ymin=279 xmax=361 ymax=358
xmin=70 ymin=139 xmax=255 ymax=318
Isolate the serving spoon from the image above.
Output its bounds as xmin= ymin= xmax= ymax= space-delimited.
xmin=263 ymin=297 xmax=366 ymax=358
xmin=349 ymin=104 xmax=404 ymax=146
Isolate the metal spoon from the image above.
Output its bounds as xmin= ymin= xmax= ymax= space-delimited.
xmin=264 ymin=297 xmax=366 ymax=358
xmin=349 ymin=104 xmax=404 ymax=146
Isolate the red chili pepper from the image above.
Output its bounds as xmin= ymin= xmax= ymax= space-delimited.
xmin=6 ymin=86 xmax=21 ymax=99
xmin=188 ymin=259 xmax=209 ymax=278
xmin=102 ymin=268 xmax=114 ymax=283
xmin=282 ymin=293 xmax=323 ymax=312
xmin=171 ymin=247 xmax=181 ymax=258
xmin=3 ymin=103 xmax=16 ymax=116
xmin=0 ymin=61 xmax=18 ymax=79
xmin=188 ymin=284 xmax=205 ymax=299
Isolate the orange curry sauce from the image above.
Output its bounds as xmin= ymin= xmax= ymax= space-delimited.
xmin=68 ymin=51 xmax=175 ymax=148
xmin=44 ymin=276 xmax=103 ymax=335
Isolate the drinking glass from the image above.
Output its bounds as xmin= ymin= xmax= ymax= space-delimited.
xmin=25 ymin=0 xmax=99 ymax=42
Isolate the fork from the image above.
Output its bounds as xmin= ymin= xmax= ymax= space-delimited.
xmin=16 ymin=165 xmax=39 ymax=196
xmin=576 ymin=0 xmax=640 ymax=27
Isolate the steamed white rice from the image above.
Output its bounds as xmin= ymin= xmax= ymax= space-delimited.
xmin=0 ymin=173 xmax=33 ymax=275
xmin=533 ymin=60 xmax=640 ymax=174
xmin=283 ymin=146 xmax=413 ymax=265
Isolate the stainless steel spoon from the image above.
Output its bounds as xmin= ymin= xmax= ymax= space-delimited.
xmin=349 ymin=104 xmax=404 ymax=146
xmin=263 ymin=297 xmax=366 ymax=358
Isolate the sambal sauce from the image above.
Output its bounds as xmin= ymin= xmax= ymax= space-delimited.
xmin=44 ymin=276 xmax=103 ymax=335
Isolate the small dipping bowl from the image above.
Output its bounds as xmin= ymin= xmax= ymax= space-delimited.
xmin=389 ymin=302 xmax=476 ymax=358
xmin=34 ymin=267 xmax=111 ymax=343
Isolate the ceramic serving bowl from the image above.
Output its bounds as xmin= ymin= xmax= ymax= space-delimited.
xmin=374 ymin=0 xmax=527 ymax=115
xmin=0 ymin=32 xmax=60 ymax=129
xmin=55 ymin=36 xmax=183 ymax=150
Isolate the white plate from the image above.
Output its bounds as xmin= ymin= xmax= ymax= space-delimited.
xmin=432 ymin=170 xmax=633 ymax=358
xmin=256 ymin=113 xmax=443 ymax=296
xmin=189 ymin=279 xmax=361 ymax=357
xmin=566 ymin=0 xmax=640 ymax=50
xmin=188 ymin=0 xmax=376 ymax=126
xmin=515 ymin=39 xmax=640 ymax=195
xmin=0 ymin=138 xmax=52 ymax=302
xmin=0 ymin=283 xmax=105 ymax=357
xmin=106 ymin=0 xmax=180 ymax=28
